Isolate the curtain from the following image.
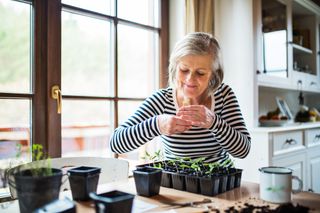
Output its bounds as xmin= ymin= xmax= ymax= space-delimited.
xmin=185 ymin=0 xmax=214 ymax=33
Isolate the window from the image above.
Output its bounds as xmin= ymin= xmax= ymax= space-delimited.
xmin=0 ymin=0 xmax=168 ymax=197
xmin=60 ymin=0 xmax=167 ymax=160
xmin=0 ymin=0 xmax=32 ymax=197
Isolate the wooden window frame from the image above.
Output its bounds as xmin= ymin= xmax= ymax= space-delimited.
xmin=33 ymin=0 xmax=169 ymax=157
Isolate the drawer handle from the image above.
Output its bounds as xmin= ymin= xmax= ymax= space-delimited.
xmin=283 ymin=138 xmax=297 ymax=147
xmin=310 ymin=81 xmax=317 ymax=86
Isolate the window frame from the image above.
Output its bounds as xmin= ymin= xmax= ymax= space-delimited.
xmin=0 ymin=0 xmax=168 ymax=158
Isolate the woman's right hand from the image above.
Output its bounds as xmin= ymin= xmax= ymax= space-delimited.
xmin=157 ymin=114 xmax=193 ymax=135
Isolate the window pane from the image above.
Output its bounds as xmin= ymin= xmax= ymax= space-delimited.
xmin=118 ymin=0 xmax=159 ymax=27
xmin=0 ymin=99 xmax=31 ymax=196
xmin=61 ymin=100 xmax=113 ymax=157
xmin=118 ymin=100 xmax=142 ymax=124
xmin=0 ymin=0 xmax=31 ymax=93
xmin=118 ymin=100 xmax=146 ymax=162
xmin=118 ymin=25 xmax=159 ymax=98
xmin=62 ymin=0 xmax=113 ymax=15
xmin=62 ymin=12 xmax=113 ymax=97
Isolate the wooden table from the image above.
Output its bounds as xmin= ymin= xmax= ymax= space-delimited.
xmin=75 ymin=178 xmax=320 ymax=213
xmin=1 ymin=178 xmax=320 ymax=212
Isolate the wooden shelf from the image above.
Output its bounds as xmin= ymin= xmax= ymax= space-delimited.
xmin=292 ymin=43 xmax=313 ymax=54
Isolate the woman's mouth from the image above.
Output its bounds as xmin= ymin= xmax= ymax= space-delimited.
xmin=184 ymin=84 xmax=197 ymax=89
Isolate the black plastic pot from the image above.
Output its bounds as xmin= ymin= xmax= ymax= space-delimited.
xmin=136 ymin=160 xmax=243 ymax=196
xmin=67 ymin=166 xmax=101 ymax=201
xmin=161 ymin=171 xmax=172 ymax=188
xmin=133 ymin=167 xmax=162 ymax=197
xmin=226 ymin=171 xmax=236 ymax=191
xmin=218 ymin=174 xmax=228 ymax=193
xmin=185 ymin=175 xmax=200 ymax=193
xmin=13 ymin=168 xmax=63 ymax=213
xmin=200 ymin=175 xmax=220 ymax=196
xmin=34 ymin=197 xmax=76 ymax=213
xmin=89 ymin=190 xmax=134 ymax=213
xmin=171 ymin=173 xmax=186 ymax=191
xmin=234 ymin=169 xmax=242 ymax=188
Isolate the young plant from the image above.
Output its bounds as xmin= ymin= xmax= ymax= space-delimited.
xmin=190 ymin=157 xmax=206 ymax=176
xmin=25 ymin=144 xmax=52 ymax=176
xmin=220 ymin=158 xmax=235 ymax=173
xmin=174 ymin=157 xmax=190 ymax=172
xmin=153 ymin=150 xmax=164 ymax=169
xmin=141 ymin=150 xmax=164 ymax=169
xmin=204 ymin=162 xmax=220 ymax=176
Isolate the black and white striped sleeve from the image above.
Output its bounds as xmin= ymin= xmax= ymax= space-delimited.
xmin=109 ymin=90 xmax=166 ymax=154
xmin=209 ymin=86 xmax=251 ymax=158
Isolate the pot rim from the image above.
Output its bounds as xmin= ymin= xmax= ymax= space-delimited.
xmin=133 ymin=167 xmax=162 ymax=175
xmin=89 ymin=191 xmax=134 ymax=203
xmin=259 ymin=166 xmax=293 ymax=175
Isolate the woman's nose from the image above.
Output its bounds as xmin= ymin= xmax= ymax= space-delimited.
xmin=186 ymin=72 xmax=195 ymax=81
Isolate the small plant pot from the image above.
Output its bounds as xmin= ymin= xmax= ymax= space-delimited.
xmin=7 ymin=166 xmax=19 ymax=199
xmin=13 ymin=168 xmax=63 ymax=213
xmin=200 ymin=175 xmax=220 ymax=196
xmin=234 ymin=169 xmax=243 ymax=188
xmin=218 ymin=174 xmax=228 ymax=193
xmin=89 ymin=190 xmax=134 ymax=213
xmin=171 ymin=173 xmax=186 ymax=191
xmin=226 ymin=172 xmax=236 ymax=191
xmin=161 ymin=171 xmax=172 ymax=188
xmin=133 ymin=167 xmax=162 ymax=197
xmin=185 ymin=175 xmax=200 ymax=193
xmin=33 ymin=197 xmax=76 ymax=213
xmin=67 ymin=166 xmax=101 ymax=201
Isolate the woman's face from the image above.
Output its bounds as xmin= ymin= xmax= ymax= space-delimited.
xmin=176 ymin=54 xmax=212 ymax=101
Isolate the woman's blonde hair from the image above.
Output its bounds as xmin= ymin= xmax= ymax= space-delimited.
xmin=168 ymin=32 xmax=224 ymax=97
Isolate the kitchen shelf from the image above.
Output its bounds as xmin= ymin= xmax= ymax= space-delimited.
xmin=292 ymin=43 xmax=313 ymax=54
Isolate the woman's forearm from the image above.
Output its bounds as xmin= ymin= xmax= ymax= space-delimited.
xmin=109 ymin=116 xmax=161 ymax=154
xmin=210 ymin=114 xmax=251 ymax=158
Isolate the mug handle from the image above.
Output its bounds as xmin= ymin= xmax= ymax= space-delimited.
xmin=292 ymin=175 xmax=303 ymax=194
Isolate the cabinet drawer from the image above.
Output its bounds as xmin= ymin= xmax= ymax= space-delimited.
xmin=305 ymin=128 xmax=320 ymax=147
xmin=273 ymin=131 xmax=304 ymax=155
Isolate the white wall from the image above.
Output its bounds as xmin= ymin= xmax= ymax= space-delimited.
xmin=169 ymin=0 xmax=255 ymax=129
xmin=169 ymin=0 xmax=185 ymax=53
xmin=214 ymin=0 xmax=254 ymax=129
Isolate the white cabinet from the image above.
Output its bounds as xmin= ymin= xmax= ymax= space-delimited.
xmin=307 ymin=147 xmax=320 ymax=192
xmin=272 ymin=130 xmax=304 ymax=155
xmin=255 ymin=0 xmax=320 ymax=92
xmin=305 ymin=128 xmax=320 ymax=192
xmin=235 ymin=124 xmax=320 ymax=193
xmin=272 ymin=151 xmax=307 ymax=190
xmin=290 ymin=0 xmax=320 ymax=93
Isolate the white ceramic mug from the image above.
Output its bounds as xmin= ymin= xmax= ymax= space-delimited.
xmin=259 ymin=166 xmax=303 ymax=203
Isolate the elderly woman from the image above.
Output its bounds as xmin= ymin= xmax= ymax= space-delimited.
xmin=109 ymin=32 xmax=251 ymax=164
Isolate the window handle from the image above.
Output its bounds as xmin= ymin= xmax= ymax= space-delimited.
xmin=51 ymin=85 xmax=62 ymax=114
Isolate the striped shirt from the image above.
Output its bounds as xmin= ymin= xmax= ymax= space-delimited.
xmin=109 ymin=83 xmax=251 ymax=163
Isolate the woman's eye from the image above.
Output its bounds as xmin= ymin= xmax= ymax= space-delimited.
xmin=180 ymin=69 xmax=189 ymax=73
xmin=196 ymin=71 xmax=205 ymax=76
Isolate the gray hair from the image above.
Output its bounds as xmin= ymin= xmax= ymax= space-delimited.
xmin=168 ymin=32 xmax=224 ymax=97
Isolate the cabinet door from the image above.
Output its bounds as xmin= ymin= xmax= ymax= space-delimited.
xmin=307 ymin=147 xmax=320 ymax=193
xmin=290 ymin=0 xmax=319 ymax=92
xmin=272 ymin=152 xmax=307 ymax=191
xmin=256 ymin=0 xmax=291 ymax=88
xmin=305 ymin=128 xmax=320 ymax=147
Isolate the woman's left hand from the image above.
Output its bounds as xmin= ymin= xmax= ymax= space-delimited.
xmin=177 ymin=105 xmax=215 ymax=129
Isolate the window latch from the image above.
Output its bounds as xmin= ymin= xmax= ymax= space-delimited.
xmin=51 ymin=85 xmax=62 ymax=114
